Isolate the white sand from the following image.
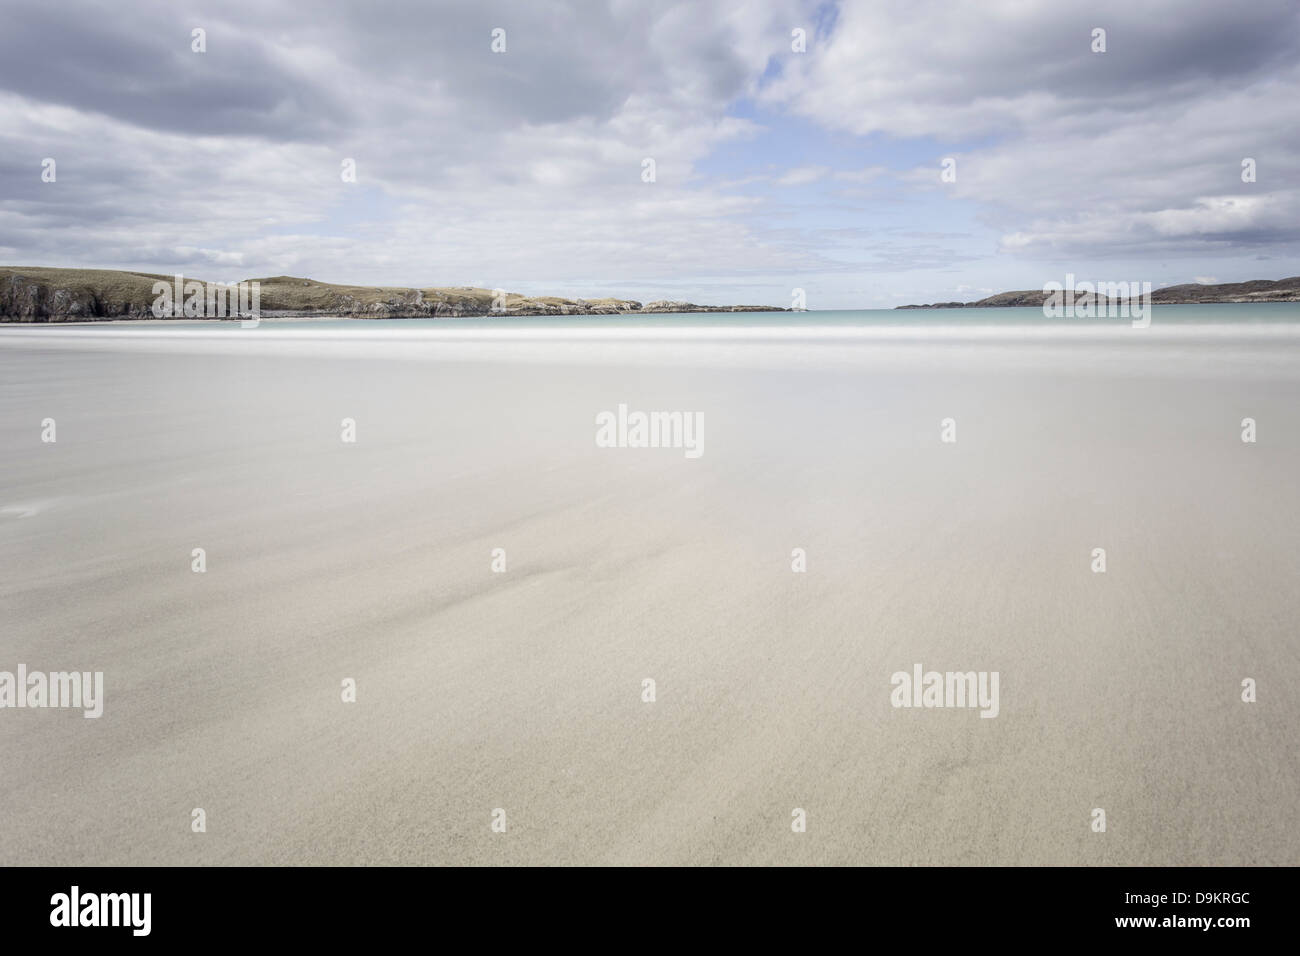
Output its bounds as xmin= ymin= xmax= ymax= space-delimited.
xmin=1 ymin=321 xmax=1298 ymax=865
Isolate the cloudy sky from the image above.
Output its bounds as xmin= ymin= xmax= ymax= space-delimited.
xmin=2 ymin=0 xmax=1297 ymax=308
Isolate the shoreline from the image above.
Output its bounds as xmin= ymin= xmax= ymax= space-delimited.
xmin=5 ymin=267 xmax=1297 ymax=323
xmin=4 ymin=299 xmax=1300 ymax=328
xmin=896 ymin=276 xmax=1300 ymax=309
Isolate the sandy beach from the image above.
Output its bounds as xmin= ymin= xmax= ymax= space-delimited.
xmin=1 ymin=319 xmax=1298 ymax=865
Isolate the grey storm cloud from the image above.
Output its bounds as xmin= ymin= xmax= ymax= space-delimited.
xmin=0 ymin=4 xmax=351 ymax=141
xmin=0 ymin=0 xmax=759 ymax=141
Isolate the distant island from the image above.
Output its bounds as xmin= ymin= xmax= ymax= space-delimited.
xmin=896 ymin=277 xmax=1300 ymax=309
xmin=0 ymin=266 xmax=786 ymax=322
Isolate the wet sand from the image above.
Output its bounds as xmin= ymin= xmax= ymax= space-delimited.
xmin=1 ymin=321 xmax=1298 ymax=865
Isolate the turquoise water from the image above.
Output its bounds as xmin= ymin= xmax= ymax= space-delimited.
xmin=12 ymin=302 xmax=1300 ymax=331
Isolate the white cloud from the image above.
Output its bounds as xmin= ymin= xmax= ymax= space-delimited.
xmin=0 ymin=0 xmax=1296 ymax=307
xmin=775 ymin=165 xmax=830 ymax=186
xmin=762 ymin=0 xmax=1300 ymax=260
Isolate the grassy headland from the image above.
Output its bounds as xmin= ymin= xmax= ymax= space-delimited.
xmin=0 ymin=267 xmax=785 ymax=321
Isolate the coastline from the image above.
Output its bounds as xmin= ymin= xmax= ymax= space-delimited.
xmin=6 ymin=267 xmax=1298 ymax=323
xmin=0 ymin=265 xmax=787 ymax=322
xmin=896 ymin=276 xmax=1300 ymax=309
xmin=5 ymin=299 xmax=1300 ymax=328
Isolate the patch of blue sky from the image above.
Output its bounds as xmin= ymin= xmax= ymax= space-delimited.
xmin=260 ymin=183 xmax=400 ymax=238
xmin=699 ymin=100 xmax=1002 ymax=270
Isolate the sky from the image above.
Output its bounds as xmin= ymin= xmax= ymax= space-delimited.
xmin=1 ymin=0 xmax=1297 ymax=309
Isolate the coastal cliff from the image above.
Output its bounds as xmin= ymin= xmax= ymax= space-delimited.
xmin=0 ymin=267 xmax=786 ymax=321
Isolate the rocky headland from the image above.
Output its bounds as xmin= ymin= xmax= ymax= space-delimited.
xmin=0 ymin=267 xmax=786 ymax=322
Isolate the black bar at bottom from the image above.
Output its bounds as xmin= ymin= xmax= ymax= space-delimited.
xmin=0 ymin=865 xmax=1279 ymax=942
